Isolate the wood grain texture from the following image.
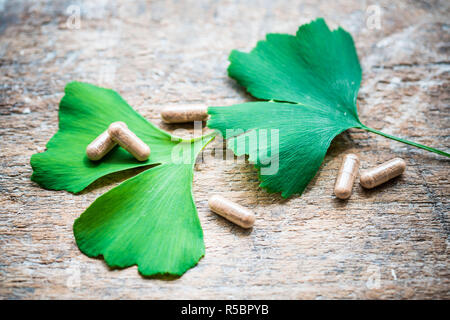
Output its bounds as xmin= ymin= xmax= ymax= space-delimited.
xmin=0 ymin=0 xmax=449 ymax=299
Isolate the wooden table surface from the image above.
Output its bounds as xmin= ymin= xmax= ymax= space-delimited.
xmin=0 ymin=0 xmax=449 ymax=299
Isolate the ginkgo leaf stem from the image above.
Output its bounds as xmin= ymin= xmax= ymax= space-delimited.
xmin=361 ymin=125 xmax=450 ymax=158
xmin=188 ymin=131 xmax=217 ymax=142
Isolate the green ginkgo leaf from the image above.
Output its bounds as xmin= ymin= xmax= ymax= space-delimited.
xmin=208 ymin=18 xmax=449 ymax=198
xmin=74 ymin=137 xmax=212 ymax=276
xmin=31 ymin=82 xmax=214 ymax=276
xmin=31 ymin=81 xmax=181 ymax=193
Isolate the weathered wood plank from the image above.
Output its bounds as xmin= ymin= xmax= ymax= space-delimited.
xmin=0 ymin=0 xmax=448 ymax=299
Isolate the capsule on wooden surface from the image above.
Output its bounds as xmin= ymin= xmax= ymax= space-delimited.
xmin=360 ymin=158 xmax=406 ymax=189
xmin=208 ymin=195 xmax=255 ymax=229
xmin=108 ymin=122 xmax=150 ymax=161
xmin=86 ymin=122 xmax=127 ymax=161
xmin=334 ymin=153 xmax=360 ymax=199
xmin=160 ymin=105 xmax=209 ymax=123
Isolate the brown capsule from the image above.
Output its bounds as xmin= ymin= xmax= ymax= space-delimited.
xmin=161 ymin=105 xmax=209 ymax=123
xmin=360 ymin=158 xmax=406 ymax=189
xmin=208 ymin=195 xmax=256 ymax=229
xmin=108 ymin=122 xmax=150 ymax=161
xmin=86 ymin=122 xmax=127 ymax=161
xmin=334 ymin=153 xmax=360 ymax=199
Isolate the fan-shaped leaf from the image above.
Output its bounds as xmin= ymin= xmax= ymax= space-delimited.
xmin=31 ymin=82 xmax=180 ymax=193
xmin=209 ymin=18 xmax=448 ymax=198
xmin=74 ymin=136 xmax=212 ymax=276
xmin=208 ymin=18 xmax=363 ymax=198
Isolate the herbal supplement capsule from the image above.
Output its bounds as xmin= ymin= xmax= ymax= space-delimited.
xmin=108 ymin=122 xmax=150 ymax=161
xmin=161 ymin=105 xmax=209 ymax=123
xmin=334 ymin=153 xmax=360 ymax=199
xmin=208 ymin=195 xmax=256 ymax=229
xmin=360 ymin=158 xmax=406 ymax=189
xmin=86 ymin=122 xmax=127 ymax=161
